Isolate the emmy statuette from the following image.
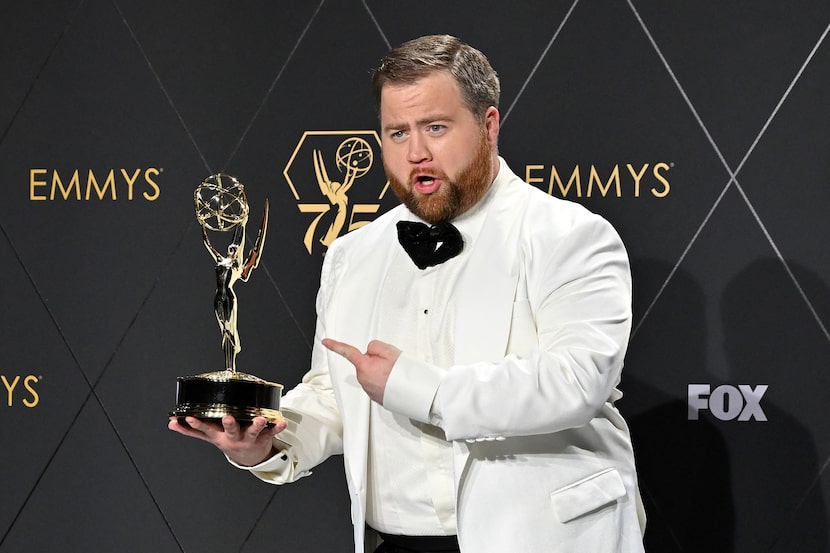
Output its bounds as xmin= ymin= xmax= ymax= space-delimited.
xmin=170 ymin=174 xmax=283 ymax=426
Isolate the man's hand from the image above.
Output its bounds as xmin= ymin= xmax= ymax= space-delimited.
xmin=168 ymin=415 xmax=287 ymax=467
xmin=322 ymin=338 xmax=401 ymax=404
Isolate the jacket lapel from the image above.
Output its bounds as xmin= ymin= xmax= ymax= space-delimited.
xmin=325 ymin=207 xmax=404 ymax=519
xmin=454 ymin=167 xmax=528 ymax=364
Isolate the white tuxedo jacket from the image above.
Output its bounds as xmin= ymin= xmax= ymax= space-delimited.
xmin=245 ymin=160 xmax=646 ymax=552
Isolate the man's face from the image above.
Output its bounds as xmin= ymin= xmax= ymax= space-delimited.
xmin=380 ymin=71 xmax=500 ymax=224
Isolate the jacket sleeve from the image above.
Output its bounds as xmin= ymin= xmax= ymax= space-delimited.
xmin=383 ymin=213 xmax=632 ymax=442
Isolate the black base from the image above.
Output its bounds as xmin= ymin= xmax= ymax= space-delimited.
xmin=170 ymin=372 xmax=283 ymax=425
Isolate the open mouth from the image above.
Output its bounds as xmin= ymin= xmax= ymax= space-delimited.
xmin=414 ymin=174 xmax=441 ymax=194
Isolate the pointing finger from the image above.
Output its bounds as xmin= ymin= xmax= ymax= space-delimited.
xmin=322 ymin=338 xmax=362 ymax=363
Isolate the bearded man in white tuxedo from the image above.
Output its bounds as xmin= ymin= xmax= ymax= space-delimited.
xmin=170 ymin=34 xmax=646 ymax=553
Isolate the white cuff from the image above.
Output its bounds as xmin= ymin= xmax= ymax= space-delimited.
xmin=382 ymin=351 xmax=442 ymax=423
xmin=226 ymin=438 xmax=297 ymax=484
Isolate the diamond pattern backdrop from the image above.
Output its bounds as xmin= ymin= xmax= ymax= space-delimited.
xmin=1 ymin=1 xmax=829 ymax=551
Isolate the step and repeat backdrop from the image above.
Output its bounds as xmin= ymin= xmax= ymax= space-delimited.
xmin=2 ymin=1 xmax=829 ymax=551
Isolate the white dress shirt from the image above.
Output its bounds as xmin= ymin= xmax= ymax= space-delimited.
xmin=364 ymin=178 xmax=496 ymax=536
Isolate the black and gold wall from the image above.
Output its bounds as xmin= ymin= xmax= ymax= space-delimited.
xmin=2 ymin=1 xmax=829 ymax=551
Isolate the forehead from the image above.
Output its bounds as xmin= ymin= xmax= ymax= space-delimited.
xmin=379 ymin=72 xmax=468 ymax=124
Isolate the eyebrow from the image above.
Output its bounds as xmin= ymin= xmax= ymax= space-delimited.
xmin=382 ymin=115 xmax=453 ymax=133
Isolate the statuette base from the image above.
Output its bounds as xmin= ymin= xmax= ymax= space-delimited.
xmin=171 ymin=370 xmax=283 ymax=426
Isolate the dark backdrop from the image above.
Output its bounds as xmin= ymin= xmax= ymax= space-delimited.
xmin=2 ymin=1 xmax=829 ymax=551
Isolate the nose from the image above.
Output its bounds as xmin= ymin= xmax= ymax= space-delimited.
xmin=406 ymin=132 xmax=430 ymax=164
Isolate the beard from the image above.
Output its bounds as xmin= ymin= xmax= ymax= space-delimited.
xmin=385 ymin=130 xmax=494 ymax=224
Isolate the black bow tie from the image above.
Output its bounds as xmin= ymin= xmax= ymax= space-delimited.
xmin=396 ymin=221 xmax=464 ymax=270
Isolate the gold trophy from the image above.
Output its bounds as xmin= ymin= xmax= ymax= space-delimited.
xmin=170 ymin=174 xmax=283 ymax=425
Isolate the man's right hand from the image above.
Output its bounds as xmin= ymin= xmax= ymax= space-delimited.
xmin=168 ymin=415 xmax=287 ymax=467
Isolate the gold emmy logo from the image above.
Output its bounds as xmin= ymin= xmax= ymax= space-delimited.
xmin=29 ymin=168 xmax=161 ymax=201
xmin=1 ymin=375 xmax=40 ymax=408
xmin=525 ymin=163 xmax=671 ymax=198
xmin=284 ymin=131 xmax=389 ymax=254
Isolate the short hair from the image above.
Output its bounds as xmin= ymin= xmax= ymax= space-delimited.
xmin=371 ymin=34 xmax=500 ymax=120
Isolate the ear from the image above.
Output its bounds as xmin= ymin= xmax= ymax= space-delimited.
xmin=484 ymin=106 xmax=500 ymax=146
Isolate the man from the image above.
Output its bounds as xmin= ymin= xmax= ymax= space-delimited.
xmin=170 ymin=34 xmax=646 ymax=553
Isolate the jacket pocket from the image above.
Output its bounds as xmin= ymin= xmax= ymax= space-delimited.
xmin=550 ymin=467 xmax=627 ymax=523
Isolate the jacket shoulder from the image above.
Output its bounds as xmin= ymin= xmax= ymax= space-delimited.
xmin=497 ymin=168 xmax=616 ymax=243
